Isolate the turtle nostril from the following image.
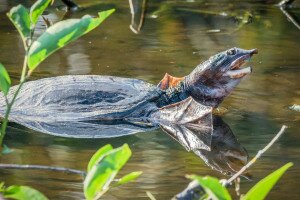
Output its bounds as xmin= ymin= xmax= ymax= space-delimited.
xmin=227 ymin=48 xmax=236 ymax=56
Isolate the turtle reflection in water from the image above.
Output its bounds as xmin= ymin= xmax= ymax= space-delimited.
xmin=0 ymin=47 xmax=257 ymax=138
xmin=171 ymin=117 xmax=249 ymax=200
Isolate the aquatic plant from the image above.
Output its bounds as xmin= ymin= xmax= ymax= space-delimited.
xmin=0 ymin=0 xmax=131 ymax=199
xmin=0 ymin=182 xmax=48 ymax=200
xmin=0 ymin=0 xmax=114 ymax=148
xmin=185 ymin=162 xmax=293 ymax=200
xmin=84 ymin=144 xmax=142 ymax=200
xmin=174 ymin=126 xmax=293 ymax=200
xmin=0 ymin=143 xmax=142 ymax=199
xmin=0 ymin=1 xmax=294 ymax=199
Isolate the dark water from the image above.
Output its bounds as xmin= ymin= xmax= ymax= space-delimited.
xmin=0 ymin=0 xmax=300 ymax=199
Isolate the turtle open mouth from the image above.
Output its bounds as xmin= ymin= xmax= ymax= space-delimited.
xmin=225 ymin=49 xmax=258 ymax=79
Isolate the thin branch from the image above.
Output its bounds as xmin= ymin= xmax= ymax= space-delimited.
xmin=0 ymin=80 xmax=25 ymax=146
xmin=0 ymin=163 xmax=86 ymax=177
xmin=41 ymin=16 xmax=52 ymax=28
xmin=223 ymin=125 xmax=287 ymax=185
xmin=146 ymin=191 xmax=157 ymax=200
xmin=129 ymin=0 xmax=147 ymax=34
xmin=137 ymin=0 xmax=147 ymax=32
xmin=129 ymin=0 xmax=137 ymax=34
xmin=279 ymin=7 xmax=300 ymax=30
xmin=278 ymin=0 xmax=295 ymax=8
xmin=234 ymin=177 xmax=240 ymax=197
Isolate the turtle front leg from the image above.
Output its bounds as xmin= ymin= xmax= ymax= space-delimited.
xmin=158 ymin=73 xmax=184 ymax=90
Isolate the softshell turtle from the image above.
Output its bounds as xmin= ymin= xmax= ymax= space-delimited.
xmin=0 ymin=47 xmax=257 ymax=138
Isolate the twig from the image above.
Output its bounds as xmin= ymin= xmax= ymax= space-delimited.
xmin=42 ymin=16 xmax=53 ymax=28
xmin=146 ymin=191 xmax=157 ymax=200
xmin=223 ymin=125 xmax=287 ymax=185
xmin=129 ymin=0 xmax=147 ymax=34
xmin=234 ymin=177 xmax=240 ymax=197
xmin=278 ymin=0 xmax=295 ymax=8
xmin=279 ymin=7 xmax=300 ymax=30
xmin=0 ymin=163 xmax=86 ymax=177
xmin=137 ymin=0 xmax=147 ymax=32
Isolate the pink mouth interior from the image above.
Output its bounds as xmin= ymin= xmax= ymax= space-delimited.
xmin=225 ymin=55 xmax=252 ymax=79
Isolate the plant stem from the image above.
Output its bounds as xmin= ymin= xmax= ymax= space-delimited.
xmin=278 ymin=0 xmax=295 ymax=7
xmin=234 ymin=177 xmax=240 ymax=197
xmin=0 ymin=163 xmax=86 ymax=177
xmin=223 ymin=125 xmax=287 ymax=185
xmin=146 ymin=191 xmax=157 ymax=200
xmin=0 ymin=82 xmax=25 ymax=146
xmin=129 ymin=0 xmax=147 ymax=34
xmin=20 ymin=55 xmax=28 ymax=82
xmin=279 ymin=7 xmax=300 ymax=30
xmin=0 ymin=54 xmax=28 ymax=147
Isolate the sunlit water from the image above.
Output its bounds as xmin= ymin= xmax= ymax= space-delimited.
xmin=0 ymin=0 xmax=299 ymax=199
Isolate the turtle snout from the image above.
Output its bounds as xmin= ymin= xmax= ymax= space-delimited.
xmin=250 ymin=48 xmax=258 ymax=56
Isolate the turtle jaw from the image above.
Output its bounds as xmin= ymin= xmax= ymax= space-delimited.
xmin=224 ymin=49 xmax=258 ymax=79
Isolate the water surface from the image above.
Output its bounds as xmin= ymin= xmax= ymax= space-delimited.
xmin=0 ymin=0 xmax=299 ymax=199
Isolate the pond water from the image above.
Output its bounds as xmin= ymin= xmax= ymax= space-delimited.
xmin=0 ymin=0 xmax=299 ymax=199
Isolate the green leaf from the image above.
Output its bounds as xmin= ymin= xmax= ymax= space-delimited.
xmin=7 ymin=5 xmax=31 ymax=42
xmin=242 ymin=162 xmax=293 ymax=200
xmin=0 ymin=63 xmax=11 ymax=96
xmin=87 ymin=144 xmax=113 ymax=172
xmin=4 ymin=185 xmax=48 ymax=200
xmin=28 ymin=9 xmax=115 ymax=71
xmin=0 ymin=182 xmax=5 ymax=192
xmin=84 ymin=144 xmax=131 ymax=200
xmin=113 ymin=171 xmax=143 ymax=187
xmin=30 ymin=0 xmax=52 ymax=25
xmin=187 ymin=175 xmax=232 ymax=200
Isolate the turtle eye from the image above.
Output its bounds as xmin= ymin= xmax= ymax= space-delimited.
xmin=227 ymin=48 xmax=236 ymax=56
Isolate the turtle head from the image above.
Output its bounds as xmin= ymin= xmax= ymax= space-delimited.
xmin=185 ymin=47 xmax=258 ymax=107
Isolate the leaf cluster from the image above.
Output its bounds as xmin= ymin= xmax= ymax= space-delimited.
xmin=188 ymin=162 xmax=293 ymax=200
xmin=0 ymin=182 xmax=48 ymax=200
xmin=0 ymin=0 xmax=114 ymax=98
xmin=84 ymin=144 xmax=142 ymax=200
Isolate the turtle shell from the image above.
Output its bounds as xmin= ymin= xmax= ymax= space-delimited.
xmin=1 ymin=75 xmax=160 ymax=123
xmin=9 ymin=119 xmax=157 ymax=138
